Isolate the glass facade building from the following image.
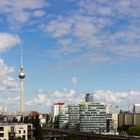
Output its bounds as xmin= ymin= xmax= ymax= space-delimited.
xmin=68 ymin=104 xmax=80 ymax=129
xmin=80 ymin=102 xmax=107 ymax=133
xmin=85 ymin=93 xmax=94 ymax=102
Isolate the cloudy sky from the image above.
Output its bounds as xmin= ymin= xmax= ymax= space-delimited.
xmin=0 ymin=0 xmax=140 ymax=112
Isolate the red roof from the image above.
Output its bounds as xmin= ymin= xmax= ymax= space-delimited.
xmin=29 ymin=111 xmax=39 ymax=116
xmin=54 ymin=102 xmax=65 ymax=106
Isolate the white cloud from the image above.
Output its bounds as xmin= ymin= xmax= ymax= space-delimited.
xmin=93 ymin=90 xmax=140 ymax=110
xmin=71 ymin=77 xmax=78 ymax=85
xmin=44 ymin=0 xmax=140 ymax=69
xmin=0 ymin=58 xmax=19 ymax=93
xmin=0 ymin=33 xmax=20 ymax=53
xmin=33 ymin=10 xmax=45 ymax=17
xmin=0 ymin=0 xmax=48 ymax=24
xmin=25 ymin=88 xmax=140 ymax=112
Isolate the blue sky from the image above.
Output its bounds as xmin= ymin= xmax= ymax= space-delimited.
xmin=0 ymin=0 xmax=140 ymax=112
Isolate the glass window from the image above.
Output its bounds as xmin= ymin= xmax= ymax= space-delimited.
xmin=0 ymin=127 xmax=4 ymax=131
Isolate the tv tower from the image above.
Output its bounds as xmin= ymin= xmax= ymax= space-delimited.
xmin=18 ymin=45 xmax=25 ymax=112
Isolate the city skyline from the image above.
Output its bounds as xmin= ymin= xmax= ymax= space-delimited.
xmin=0 ymin=0 xmax=140 ymax=112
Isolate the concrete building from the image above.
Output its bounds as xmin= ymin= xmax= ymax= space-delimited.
xmin=118 ymin=113 xmax=140 ymax=127
xmin=106 ymin=105 xmax=120 ymax=133
xmin=0 ymin=123 xmax=33 ymax=140
xmin=59 ymin=105 xmax=69 ymax=129
xmin=0 ymin=106 xmax=7 ymax=113
xmin=52 ymin=102 xmax=64 ymax=121
xmin=79 ymin=102 xmax=106 ymax=133
xmin=85 ymin=93 xmax=94 ymax=102
xmin=133 ymin=104 xmax=140 ymax=113
xmin=68 ymin=104 xmax=80 ymax=130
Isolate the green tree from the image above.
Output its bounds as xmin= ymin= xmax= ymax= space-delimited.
xmin=33 ymin=115 xmax=43 ymax=140
xmin=65 ymin=131 xmax=78 ymax=140
xmin=12 ymin=117 xmax=18 ymax=123
xmin=54 ymin=115 xmax=59 ymax=128
xmin=128 ymin=125 xmax=140 ymax=136
xmin=118 ymin=125 xmax=130 ymax=134
xmin=20 ymin=116 xmax=24 ymax=123
xmin=24 ymin=116 xmax=29 ymax=123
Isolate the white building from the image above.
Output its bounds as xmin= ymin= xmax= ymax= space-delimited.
xmin=0 ymin=123 xmax=33 ymax=140
xmin=133 ymin=104 xmax=140 ymax=113
xmin=52 ymin=102 xmax=65 ymax=121
xmin=59 ymin=105 xmax=69 ymax=129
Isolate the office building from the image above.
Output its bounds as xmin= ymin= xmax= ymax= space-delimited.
xmin=118 ymin=113 xmax=140 ymax=127
xmin=85 ymin=93 xmax=94 ymax=102
xmin=133 ymin=104 xmax=140 ymax=113
xmin=79 ymin=102 xmax=106 ymax=133
xmin=106 ymin=105 xmax=120 ymax=133
xmin=68 ymin=104 xmax=80 ymax=129
xmin=52 ymin=102 xmax=64 ymax=121
xmin=59 ymin=105 xmax=69 ymax=128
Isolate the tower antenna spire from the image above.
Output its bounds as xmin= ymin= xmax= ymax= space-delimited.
xmin=20 ymin=45 xmax=23 ymax=67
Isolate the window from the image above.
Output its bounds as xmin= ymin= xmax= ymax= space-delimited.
xmin=0 ymin=133 xmax=4 ymax=137
xmin=0 ymin=127 xmax=4 ymax=131
xmin=19 ymin=130 xmax=21 ymax=134
xmin=11 ymin=127 xmax=14 ymax=132
xmin=22 ymin=135 xmax=25 ymax=140
xmin=24 ymin=130 xmax=26 ymax=133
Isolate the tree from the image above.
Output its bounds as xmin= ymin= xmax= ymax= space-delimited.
xmin=12 ymin=117 xmax=18 ymax=123
xmin=65 ymin=131 xmax=78 ymax=140
xmin=54 ymin=115 xmax=59 ymax=128
xmin=24 ymin=116 xmax=29 ymax=123
xmin=118 ymin=125 xmax=130 ymax=134
xmin=128 ymin=125 xmax=140 ymax=136
xmin=20 ymin=116 xmax=24 ymax=123
xmin=33 ymin=115 xmax=43 ymax=140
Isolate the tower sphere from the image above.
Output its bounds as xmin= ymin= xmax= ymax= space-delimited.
xmin=19 ymin=72 xmax=25 ymax=79
xmin=19 ymin=67 xmax=25 ymax=79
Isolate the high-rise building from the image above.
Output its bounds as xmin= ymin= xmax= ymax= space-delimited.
xmin=106 ymin=105 xmax=120 ymax=133
xmin=18 ymin=46 xmax=25 ymax=112
xmin=79 ymin=102 xmax=106 ymax=133
xmin=68 ymin=104 xmax=80 ymax=130
xmin=133 ymin=104 xmax=140 ymax=113
xmin=52 ymin=102 xmax=64 ymax=121
xmin=85 ymin=93 xmax=94 ymax=102
xmin=59 ymin=105 xmax=69 ymax=129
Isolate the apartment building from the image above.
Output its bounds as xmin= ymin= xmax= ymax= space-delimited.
xmin=0 ymin=123 xmax=33 ymax=140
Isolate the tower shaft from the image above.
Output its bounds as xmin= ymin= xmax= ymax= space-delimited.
xmin=20 ymin=79 xmax=24 ymax=112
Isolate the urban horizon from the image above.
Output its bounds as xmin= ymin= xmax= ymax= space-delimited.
xmin=0 ymin=0 xmax=140 ymax=113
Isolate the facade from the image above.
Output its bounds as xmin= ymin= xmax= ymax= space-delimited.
xmin=85 ymin=93 xmax=94 ymax=102
xmin=68 ymin=104 xmax=80 ymax=129
xmin=118 ymin=113 xmax=140 ymax=126
xmin=106 ymin=105 xmax=120 ymax=133
xmin=52 ymin=102 xmax=64 ymax=121
xmin=0 ymin=123 xmax=33 ymax=140
xmin=133 ymin=104 xmax=140 ymax=113
xmin=79 ymin=102 xmax=106 ymax=133
xmin=59 ymin=105 xmax=69 ymax=129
